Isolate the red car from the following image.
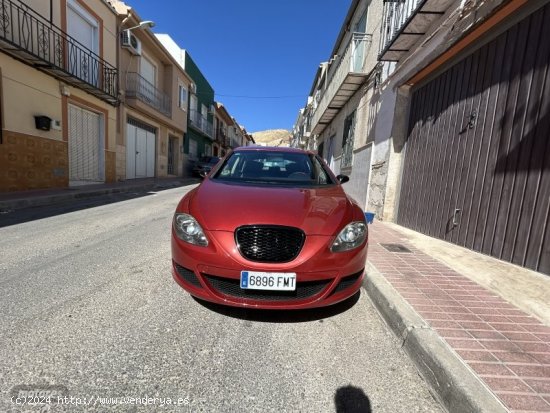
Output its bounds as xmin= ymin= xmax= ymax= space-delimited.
xmin=171 ymin=146 xmax=368 ymax=309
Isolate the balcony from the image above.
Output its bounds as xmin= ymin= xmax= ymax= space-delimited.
xmin=0 ymin=0 xmax=117 ymax=105
xmin=189 ymin=109 xmax=213 ymax=138
xmin=126 ymin=72 xmax=171 ymax=117
xmin=311 ymin=32 xmax=372 ymax=135
xmin=379 ymin=0 xmax=454 ymax=62
xmin=215 ymin=126 xmax=227 ymax=145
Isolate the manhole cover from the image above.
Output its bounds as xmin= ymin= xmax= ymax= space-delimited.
xmin=379 ymin=243 xmax=412 ymax=253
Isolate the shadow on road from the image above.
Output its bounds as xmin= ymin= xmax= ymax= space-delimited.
xmin=193 ymin=291 xmax=360 ymax=323
xmin=0 ymin=186 xmax=186 ymax=228
xmin=335 ymin=385 xmax=372 ymax=413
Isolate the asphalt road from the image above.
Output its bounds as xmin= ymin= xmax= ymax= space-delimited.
xmin=0 ymin=184 xmax=442 ymax=413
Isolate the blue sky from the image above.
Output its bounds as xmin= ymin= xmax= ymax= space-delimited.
xmin=126 ymin=0 xmax=350 ymax=133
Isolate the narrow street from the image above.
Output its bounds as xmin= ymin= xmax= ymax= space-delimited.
xmin=0 ymin=184 xmax=441 ymax=413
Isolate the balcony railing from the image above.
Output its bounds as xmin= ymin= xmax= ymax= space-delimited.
xmin=311 ymin=32 xmax=372 ymax=134
xmin=379 ymin=0 xmax=453 ymax=61
xmin=0 ymin=0 xmax=118 ymax=105
xmin=189 ymin=109 xmax=213 ymax=138
xmin=126 ymin=73 xmax=171 ymax=117
xmin=215 ymin=127 xmax=227 ymax=145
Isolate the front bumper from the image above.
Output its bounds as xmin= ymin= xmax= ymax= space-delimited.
xmin=171 ymin=228 xmax=367 ymax=309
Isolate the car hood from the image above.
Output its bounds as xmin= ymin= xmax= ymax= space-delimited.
xmin=188 ymin=180 xmax=354 ymax=235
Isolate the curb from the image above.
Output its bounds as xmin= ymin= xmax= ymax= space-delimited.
xmin=363 ymin=261 xmax=508 ymax=413
xmin=0 ymin=179 xmax=199 ymax=212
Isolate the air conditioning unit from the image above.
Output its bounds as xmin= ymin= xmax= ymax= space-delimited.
xmin=121 ymin=29 xmax=142 ymax=56
xmin=190 ymin=83 xmax=197 ymax=94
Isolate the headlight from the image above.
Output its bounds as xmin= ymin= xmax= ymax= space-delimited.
xmin=330 ymin=221 xmax=367 ymax=252
xmin=173 ymin=213 xmax=208 ymax=246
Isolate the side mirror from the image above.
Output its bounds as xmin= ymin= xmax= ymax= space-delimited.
xmin=336 ymin=174 xmax=349 ymax=184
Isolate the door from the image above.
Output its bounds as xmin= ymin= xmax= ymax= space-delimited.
xmin=135 ymin=128 xmax=147 ymax=178
xmin=126 ymin=120 xmax=156 ymax=179
xmin=68 ymin=104 xmax=102 ymax=184
xmin=126 ymin=124 xmax=137 ymax=179
xmin=189 ymin=138 xmax=197 ymax=160
xmin=66 ymin=0 xmax=99 ymax=86
xmin=168 ymin=137 xmax=177 ymax=175
xmin=397 ymin=3 xmax=550 ymax=274
xmin=146 ymin=131 xmax=155 ymax=177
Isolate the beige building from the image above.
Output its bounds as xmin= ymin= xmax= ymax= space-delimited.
xmin=0 ymin=0 xmax=193 ymax=193
xmin=0 ymin=0 xmax=119 ymax=191
xmin=114 ymin=2 xmax=192 ymax=180
xmin=213 ymin=102 xmax=233 ymax=157
xmin=292 ymin=0 xmax=383 ymax=211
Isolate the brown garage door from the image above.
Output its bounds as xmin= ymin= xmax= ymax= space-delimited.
xmin=397 ymin=4 xmax=550 ymax=275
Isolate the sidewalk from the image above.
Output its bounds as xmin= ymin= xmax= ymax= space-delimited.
xmin=0 ymin=177 xmax=200 ymax=212
xmin=364 ymin=221 xmax=550 ymax=413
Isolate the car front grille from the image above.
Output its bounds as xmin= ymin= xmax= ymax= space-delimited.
xmin=203 ymin=274 xmax=330 ymax=301
xmin=174 ymin=262 xmax=202 ymax=288
xmin=329 ymin=270 xmax=364 ymax=296
xmin=235 ymin=225 xmax=305 ymax=263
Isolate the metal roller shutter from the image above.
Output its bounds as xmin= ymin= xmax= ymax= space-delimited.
xmin=397 ymin=4 xmax=550 ymax=275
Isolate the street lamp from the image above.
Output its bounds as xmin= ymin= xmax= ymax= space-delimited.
xmin=126 ymin=20 xmax=155 ymax=31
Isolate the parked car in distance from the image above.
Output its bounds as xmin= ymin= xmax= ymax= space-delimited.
xmin=192 ymin=156 xmax=220 ymax=177
xmin=172 ymin=146 xmax=368 ymax=310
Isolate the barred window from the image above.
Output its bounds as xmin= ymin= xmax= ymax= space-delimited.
xmin=341 ymin=111 xmax=356 ymax=168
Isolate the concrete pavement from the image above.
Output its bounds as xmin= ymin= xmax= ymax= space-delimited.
xmin=0 ymin=185 xmax=442 ymax=413
xmin=1 ymin=180 xmax=549 ymax=411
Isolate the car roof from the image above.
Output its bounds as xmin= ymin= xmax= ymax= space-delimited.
xmin=232 ymin=146 xmax=315 ymax=155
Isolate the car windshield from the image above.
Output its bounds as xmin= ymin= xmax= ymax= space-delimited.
xmin=211 ymin=150 xmax=334 ymax=186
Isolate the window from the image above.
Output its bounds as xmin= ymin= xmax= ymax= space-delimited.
xmin=341 ymin=111 xmax=356 ymax=168
xmin=140 ymin=56 xmax=156 ymax=86
xmin=66 ymin=0 xmax=99 ymax=86
xmin=178 ymin=84 xmax=188 ymax=110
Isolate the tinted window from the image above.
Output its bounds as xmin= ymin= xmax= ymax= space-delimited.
xmin=212 ymin=151 xmax=334 ymax=186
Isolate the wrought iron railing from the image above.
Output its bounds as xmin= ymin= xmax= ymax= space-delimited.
xmin=0 ymin=0 xmax=117 ymax=104
xmin=189 ymin=109 xmax=213 ymax=138
xmin=379 ymin=0 xmax=423 ymax=58
xmin=216 ymin=127 xmax=226 ymax=144
xmin=126 ymin=72 xmax=171 ymax=117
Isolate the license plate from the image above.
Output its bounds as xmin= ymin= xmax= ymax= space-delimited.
xmin=240 ymin=271 xmax=296 ymax=291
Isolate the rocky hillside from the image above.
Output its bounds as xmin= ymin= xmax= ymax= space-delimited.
xmin=251 ymin=129 xmax=291 ymax=147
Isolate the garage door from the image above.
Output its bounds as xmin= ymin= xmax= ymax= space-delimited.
xmin=397 ymin=4 xmax=550 ymax=275
xmin=126 ymin=119 xmax=156 ymax=179
xmin=68 ymin=104 xmax=103 ymax=184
